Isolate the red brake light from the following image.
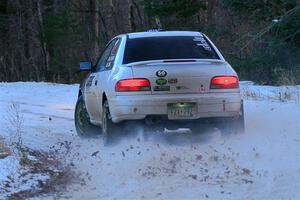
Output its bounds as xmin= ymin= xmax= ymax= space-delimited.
xmin=210 ymin=76 xmax=239 ymax=89
xmin=115 ymin=79 xmax=151 ymax=92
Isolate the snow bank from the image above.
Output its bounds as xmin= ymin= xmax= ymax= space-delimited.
xmin=0 ymin=81 xmax=299 ymax=199
xmin=240 ymin=81 xmax=300 ymax=103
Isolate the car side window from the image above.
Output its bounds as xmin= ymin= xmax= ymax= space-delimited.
xmin=96 ymin=38 xmax=121 ymax=72
xmin=96 ymin=39 xmax=117 ymax=72
xmin=105 ymin=39 xmax=121 ymax=69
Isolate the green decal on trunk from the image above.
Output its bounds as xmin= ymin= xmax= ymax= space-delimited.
xmin=156 ymin=78 xmax=168 ymax=86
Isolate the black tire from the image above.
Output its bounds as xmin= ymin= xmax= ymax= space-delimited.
xmin=75 ymin=96 xmax=99 ymax=137
xmin=102 ymin=100 xmax=121 ymax=144
xmin=218 ymin=102 xmax=245 ymax=134
xmin=236 ymin=101 xmax=245 ymax=132
xmin=189 ymin=119 xmax=212 ymax=134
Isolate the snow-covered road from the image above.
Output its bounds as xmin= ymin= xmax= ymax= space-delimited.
xmin=0 ymin=82 xmax=299 ymax=199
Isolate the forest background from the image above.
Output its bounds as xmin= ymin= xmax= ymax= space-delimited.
xmin=0 ymin=0 xmax=299 ymax=85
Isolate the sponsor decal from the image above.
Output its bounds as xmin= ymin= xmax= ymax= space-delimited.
xmin=176 ymin=86 xmax=190 ymax=90
xmin=193 ymin=36 xmax=212 ymax=51
xmin=86 ymin=76 xmax=95 ymax=87
xmin=105 ymin=62 xmax=112 ymax=68
xmin=107 ymin=55 xmax=115 ymax=62
xmin=154 ymin=86 xmax=170 ymax=91
xmin=168 ymin=78 xmax=178 ymax=84
xmin=156 ymin=70 xmax=167 ymax=78
xmin=156 ymin=78 xmax=168 ymax=86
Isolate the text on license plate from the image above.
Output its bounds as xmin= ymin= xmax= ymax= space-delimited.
xmin=168 ymin=103 xmax=197 ymax=119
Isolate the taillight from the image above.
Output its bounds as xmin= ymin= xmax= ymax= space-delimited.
xmin=210 ymin=76 xmax=239 ymax=89
xmin=115 ymin=79 xmax=151 ymax=92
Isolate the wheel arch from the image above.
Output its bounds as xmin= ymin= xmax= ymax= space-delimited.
xmin=78 ymin=89 xmax=82 ymax=98
xmin=102 ymin=92 xmax=107 ymax=105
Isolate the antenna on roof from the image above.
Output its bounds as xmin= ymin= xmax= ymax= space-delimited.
xmin=146 ymin=29 xmax=166 ymax=32
xmin=155 ymin=17 xmax=162 ymax=28
xmin=146 ymin=17 xmax=165 ymax=32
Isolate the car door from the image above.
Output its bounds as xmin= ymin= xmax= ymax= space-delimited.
xmin=84 ymin=71 xmax=100 ymax=124
xmin=85 ymin=39 xmax=119 ymax=123
xmin=96 ymin=38 xmax=121 ymax=121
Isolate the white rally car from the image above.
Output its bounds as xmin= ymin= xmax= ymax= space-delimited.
xmin=75 ymin=31 xmax=244 ymax=139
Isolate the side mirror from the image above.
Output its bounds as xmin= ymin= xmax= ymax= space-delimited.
xmin=80 ymin=61 xmax=92 ymax=71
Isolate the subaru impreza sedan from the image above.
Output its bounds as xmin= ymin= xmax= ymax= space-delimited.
xmin=75 ymin=31 xmax=244 ymax=140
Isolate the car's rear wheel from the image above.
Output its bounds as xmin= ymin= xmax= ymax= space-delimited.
xmin=75 ymin=96 xmax=99 ymax=137
xmin=102 ymin=100 xmax=121 ymax=144
xmin=190 ymin=119 xmax=212 ymax=134
xmin=218 ymin=102 xmax=245 ymax=134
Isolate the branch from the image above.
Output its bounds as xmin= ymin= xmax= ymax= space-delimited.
xmin=236 ymin=6 xmax=300 ymax=50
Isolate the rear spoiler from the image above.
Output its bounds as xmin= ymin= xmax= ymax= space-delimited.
xmin=124 ymin=59 xmax=227 ymax=67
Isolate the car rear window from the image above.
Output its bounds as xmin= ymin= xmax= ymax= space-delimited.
xmin=123 ymin=36 xmax=220 ymax=64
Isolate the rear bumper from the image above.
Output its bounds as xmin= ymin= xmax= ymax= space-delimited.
xmin=109 ymin=92 xmax=242 ymax=123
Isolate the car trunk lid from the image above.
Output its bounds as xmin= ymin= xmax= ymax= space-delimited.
xmin=129 ymin=59 xmax=228 ymax=94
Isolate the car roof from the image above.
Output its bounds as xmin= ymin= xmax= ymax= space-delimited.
xmin=125 ymin=31 xmax=203 ymax=39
